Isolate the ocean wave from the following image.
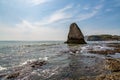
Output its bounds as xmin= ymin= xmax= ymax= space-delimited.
xmin=20 ymin=57 xmax=49 ymax=66
xmin=81 ymin=45 xmax=113 ymax=53
xmin=31 ymin=66 xmax=60 ymax=79
xmin=23 ymin=43 xmax=57 ymax=48
xmin=0 ymin=66 xmax=7 ymax=71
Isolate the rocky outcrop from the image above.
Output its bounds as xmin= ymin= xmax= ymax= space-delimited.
xmin=65 ymin=23 xmax=86 ymax=44
xmin=96 ymin=58 xmax=120 ymax=80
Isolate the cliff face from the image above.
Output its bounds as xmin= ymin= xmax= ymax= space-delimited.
xmin=87 ymin=35 xmax=120 ymax=41
xmin=65 ymin=23 xmax=86 ymax=44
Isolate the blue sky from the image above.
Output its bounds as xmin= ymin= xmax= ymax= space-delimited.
xmin=0 ymin=0 xmax=120 ymax=40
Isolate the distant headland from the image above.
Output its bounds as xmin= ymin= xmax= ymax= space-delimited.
xmin=86 ymin=34 xmax=120 ymax=41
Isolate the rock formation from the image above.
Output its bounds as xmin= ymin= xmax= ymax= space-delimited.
xmin=65 ymin=23 xmax=86 ymax=44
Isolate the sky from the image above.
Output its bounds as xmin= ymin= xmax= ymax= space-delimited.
xmin=0 ymin=0 xmax=120 ymax=41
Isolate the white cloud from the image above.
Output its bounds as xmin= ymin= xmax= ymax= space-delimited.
xmin=75 ymin=4 xmax=103 ymax=21
xmin=26 ymin=0 xmax=51 ymax=6
xmin=78 ymin=10 xmax=98 ymax=21
xmin=47 ymin=5 xmax=72 ymax=23
xmin=0 ymin=3 xmax=105 ymax=40
xmin=0 ymin=5 xmax=73 ymax=40
xmin=35 ymin=5 xmax=73 ymax=25
xmin=0 ymin=20 xmax=67 ymax=40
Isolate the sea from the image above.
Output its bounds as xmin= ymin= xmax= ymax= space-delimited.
xmin=0 ymin=41 xmax=120 ymax=80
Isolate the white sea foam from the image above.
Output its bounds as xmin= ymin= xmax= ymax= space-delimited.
xmin=81 ymin=45 xmax=113 ymax=52
xmin=20 ymin=57 xmax=49 ymax=66
xmin=80 ymin=45 xmax=90 ymax=52
xmin=41 ymin=66 xmax=59 ymax=78
xmin=0 ymin=66 xmax=7 ymax=71
xmin=31 ymin=66 xmax=59 ymax=79
xmin=21 ymin=59 xmax=37 ymax=65
xmin=81 ymin=45 xmax=112 ymax=50
xmin=39 ymin=57 xmax=48 ymax=61
xmin=93 ymin=45 xmax=112 ymax=51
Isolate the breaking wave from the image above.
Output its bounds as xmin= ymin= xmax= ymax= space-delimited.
xmin=20 ymin=57 xmax=49 ymax=66
xmin=0 ymin=66 xmax=7 ymax=71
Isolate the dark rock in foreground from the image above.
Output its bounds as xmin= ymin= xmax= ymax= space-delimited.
xmin=65 ymin=23 xmax=86 ymax=44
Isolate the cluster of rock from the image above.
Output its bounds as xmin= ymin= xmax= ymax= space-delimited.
xmin=96 ymin=58 xmax=120 ymax=80
xmin=105 ymin=58 xmax=120 ymax=72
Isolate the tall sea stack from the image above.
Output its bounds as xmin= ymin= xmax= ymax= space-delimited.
xmin=65 ymin=23 xmax=86 ymax=44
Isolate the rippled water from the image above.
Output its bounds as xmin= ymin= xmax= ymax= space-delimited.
xmin=0 ymin=41 xmax=120 ymax=80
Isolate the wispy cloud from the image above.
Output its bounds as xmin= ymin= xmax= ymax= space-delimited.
xmin=35 ymin=5 xmax=73 ymax=25
xmin=26 ymin=0 xmax=52 ymax=6
xmin=21 ymin=4 xmax=103 ymax=26
xmin=16 ymin=20 xmax=34 ymax=29
xmin=74 ymin=4 xmax=103 ymax=21
xmin=0 ymin=20 xmax=66 ymax=40
xmin=2 ymin=4 xmax=73 ymax=40
xmin=0 ymin=0 xmax=120 ymax=40
xmin=78 ymin=10 xmax=98 ymax=21
xmin=46 ymin=5 xmax=72 ymax=23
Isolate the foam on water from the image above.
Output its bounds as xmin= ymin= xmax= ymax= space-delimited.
xmin=39 ymin=57 xmax=48 ymax=61
xmin=0 ymin=66 xmax=7 ymax=71
xmin=20 ymin=57 xmax=49 ymax=66
xmin=0 ymin=41 xmax=119 ymax=80
xmin=93 ymin=45 xmax=113 ymax=51
xmin=31 ymin=66 xmax=60 ymax=79
xmin=81 ymin=44 xmax=113 ymax=52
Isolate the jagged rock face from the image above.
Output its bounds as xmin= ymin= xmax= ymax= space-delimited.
xmin=66 ymin=23 xmax=86 ymax=44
